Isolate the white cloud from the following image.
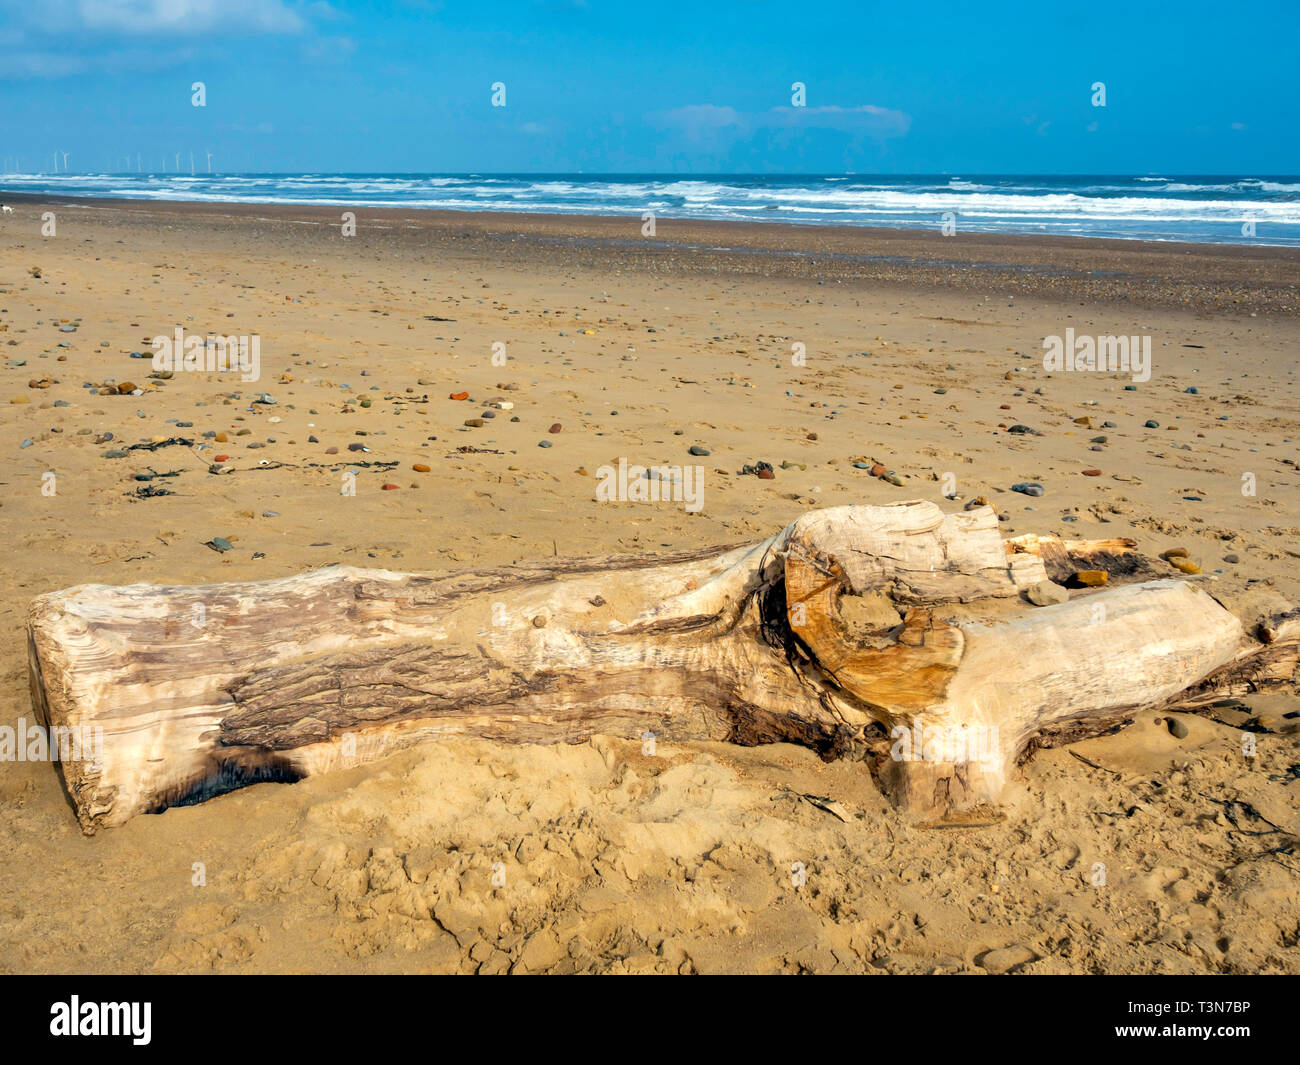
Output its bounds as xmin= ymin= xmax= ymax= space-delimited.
xmin=0 ymin=44 xmax=196 ymax=79
xmin=652 ymin=102 xmax=911 ymax=141
xmin=0 ymin=0 xmax=306 ymax=36
xmin=77 ymin=0 xmax=304 ymax=34
xmin=768 ymin=104 xmax=911 ymax=137
xmin=0 ymin=0 xmax=312 ymax=77
xmin=651 ymin=104 xmax=744 ymax=140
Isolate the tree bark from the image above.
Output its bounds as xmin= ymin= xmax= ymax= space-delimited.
xmin=26 ymin=501 xmax=1298 ymax=833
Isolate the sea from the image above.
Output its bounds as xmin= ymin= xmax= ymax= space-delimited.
xmin=3 ymin=173 xmax=1298 ymax=246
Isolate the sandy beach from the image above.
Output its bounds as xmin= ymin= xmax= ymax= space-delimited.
xmin=1 ymin=195 xmax=1297 ymax=974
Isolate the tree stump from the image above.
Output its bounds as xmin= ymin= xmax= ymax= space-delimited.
xmin=26 ymin=502 xmax=1299 ymax=833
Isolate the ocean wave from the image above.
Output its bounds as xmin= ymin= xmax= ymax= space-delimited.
xmin=3 ymin=173 xmax=1297 ymax=245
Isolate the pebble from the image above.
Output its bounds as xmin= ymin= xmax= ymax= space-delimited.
xmin=1144 ymin=419 xmax=1159 ymax=428
xmin=1072 ymin=570 xmax=1108 ymax=587
xmin=464 ymin=418 xmax=484 ymax=428
xmin=348 ymin=442 xmax=369 ymax=452
xmin=262 ymin=510 xmax=280 ymax=518
xmin=549 ymin=423 xmax=562 ymax=433
xmin=688 ymin=445 xmax=710 ymax=456
xmin=325 ymin=446 xmax=339 ymax=455
xmin=412 ymin=463 xmax=431 ymax=473
xmin=1167 ymin=557 xmax=1202 ymax=575
xmin=102 ymin=449 xmax=127 ymax=458
xmin=1081 ymin=469 xmax=1101 ymax=477
xmin=1185 ymin=386 xmax=1198 ymax=394
xmin=964 ymin=496 xmax=990 ymax=511
xmin=449 ymin=392 xmax=469 ymax=401
xmin=210 ymin=536 xmax=234 ymax=553
xmin=538 ymin=440 xmax=553 ymax=448
xmin=19 ymin=438 xmax=33 ymax=449
xmin=1012 ymin=482 xmax=1045 ymax=496
xmin=882 ymin=472 xmax=905 ymax=486
xmin=1008 ymin=424 xmax=1039 ymax=435
xmin=1223 ymin=553 xmax=1240 ymax=564
xmin=1027 ymin=580 xmax=1069 ymax=607
xmin=381 ymin=483 xmax=399 ymax=491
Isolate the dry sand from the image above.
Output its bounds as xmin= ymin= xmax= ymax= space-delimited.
xmin=1 ymin=196 xmax=1297 ymax=973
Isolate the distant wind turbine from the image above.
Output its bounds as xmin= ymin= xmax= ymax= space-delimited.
xmin=189 ymin=151 xmax=194 ymax=176
xmin=62 ymin=151 xmax=69 ymax=172
xmin=206 ymin=151 xmax=212 ymax=173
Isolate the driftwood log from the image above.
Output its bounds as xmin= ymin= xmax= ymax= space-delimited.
xmin=27 ymin=501 xmax=1300 ymax=833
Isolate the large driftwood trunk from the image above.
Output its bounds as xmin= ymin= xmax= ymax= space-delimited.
xmin=27 ymin=502 xmax=1299 ymax=833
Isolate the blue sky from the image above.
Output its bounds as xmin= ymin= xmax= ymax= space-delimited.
xmin=0 ymin=0 xmax=1296 ymax=174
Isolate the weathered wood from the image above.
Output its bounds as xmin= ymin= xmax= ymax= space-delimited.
xmin=26 ymin=502 xmax=1298 ymax=832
